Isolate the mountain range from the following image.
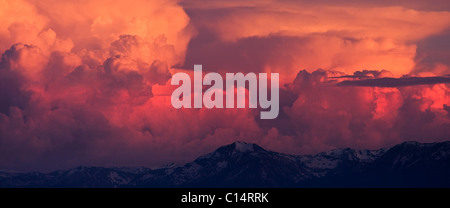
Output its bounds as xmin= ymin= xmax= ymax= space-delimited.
xmin=1 ymin=141 xmax=450 ymax=187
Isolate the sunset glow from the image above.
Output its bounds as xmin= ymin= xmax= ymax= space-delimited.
xmin=1 ymin=0 xmax=450 ymax=172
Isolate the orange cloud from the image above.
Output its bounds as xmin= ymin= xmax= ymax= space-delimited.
xmin=183 ymin=0 xmax=450 ymax=77
xmin=1 ymin=0 xmax=450 ymax=172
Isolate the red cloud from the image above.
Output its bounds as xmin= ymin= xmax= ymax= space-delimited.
xmin=1 ymin=0 xmax=450 ymax=171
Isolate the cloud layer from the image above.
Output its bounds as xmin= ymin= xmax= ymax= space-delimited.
xmin=1 ymin=0 xmax=450 ymax=171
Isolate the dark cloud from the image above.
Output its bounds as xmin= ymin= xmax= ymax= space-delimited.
xmin=338 ymin=76 xmax=450 ymax=87
xmin=0 ymin=70 xmax=31 ymax=115
xmin=180 ymin=32 xmax=305 ymax=74
xmin=331 ymin=70 xmax=393 ymax=79
xmin=444 ymin=104 xmax=450 ymax=118
xmin=0 ymin=44 xmax=36 ymax=115
xmin=413 ymin=29 xmax=450 ymax=75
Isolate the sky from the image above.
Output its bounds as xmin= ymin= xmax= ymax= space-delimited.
xmin=1 ymin=0 xmax=450 ymax=172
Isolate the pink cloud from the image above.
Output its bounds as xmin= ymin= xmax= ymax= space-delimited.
xmin=0 ymin=0 xmax=450 ymax=172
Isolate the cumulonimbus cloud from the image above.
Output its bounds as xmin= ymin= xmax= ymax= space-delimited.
xmin=0 ymin=0 xmax=450 ymax=171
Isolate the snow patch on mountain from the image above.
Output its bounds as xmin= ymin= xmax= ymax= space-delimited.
xmin=355 ymin=149 xmax=386 ymax=161
xmin=108 ymin=172 xmax=130 ymax=185
xmin=217 ymin=161 xmax=228 ymax=170
xmin=301 ymin=156 xmax=339 ymax=169
xmin=234 ymin=141 xmax=254 ymax=152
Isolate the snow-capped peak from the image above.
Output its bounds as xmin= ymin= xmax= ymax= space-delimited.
xmin=234 ymin=141 xmax=254 ymax=152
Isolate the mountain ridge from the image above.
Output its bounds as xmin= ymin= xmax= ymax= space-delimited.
xmin=1 ymin=140 xmax=450 ymax=187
